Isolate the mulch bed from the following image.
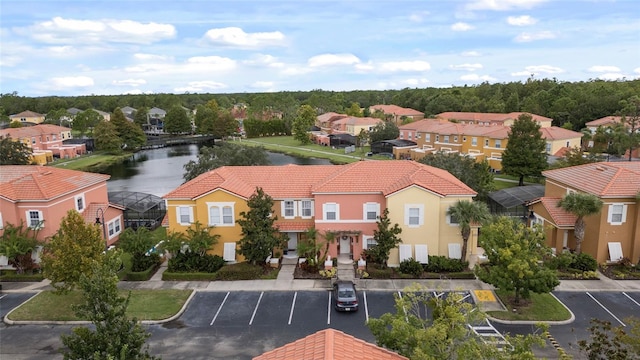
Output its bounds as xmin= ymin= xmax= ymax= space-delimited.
xmin=599 ymin=264 xmax=640 ymax=280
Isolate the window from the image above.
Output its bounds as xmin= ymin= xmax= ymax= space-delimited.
xmin=408 ymin=133 xmax=412 ymax=140
xmin=283 ymin=200 xmax=295 ymax=218
xmin=75 ymin=194 xmax=85 ymax=212
xmin=208 ymin=202 xmax=235 ymax=226
xmin=363 ymin=203 xmax=380 ymax=220
xmin=399 ymin=133 xmax=404 ymax=139
xmin=454 ymin=136 xmax=458 ymax=142
xmin=0 ymin=212 xmax=3 ymax=230
xmin=399 ymin=244 xmax=412 ymax=262
xmin=26 ymin=210 xmax=43 ymax=229
xmin=495 ymin=140 xmax=501 ymax=148
xmin=363 ymin=235 xmax=377 ymax=250
xmin=447 ymin=211 xmax=459 ymax=225
xmin=177 ymin=206 xmax=193 ymax=225
xmin=425 ymin=134 xmax=431 ymax=142
xmin=300 ymin=200 xmax=313 ymax=218
xmin=471 ymin=137 xmax=477 ymax=146
xmin=607 ymin=204 xmax=627 ymax=225
xmin=435 ymin=135 xmax=439 ymax=142
xmin=546 ymin=142 xmax=551 ymax=153
xmin=114 ymin=218 xmax=121 ymax=233
xmin=404 ymin=204 xmax=424 ymax=227
xmin=443 ymin=135 xmax=449 ymax=143
xmin=108 ymin=222 xmax=115 ymax=236
xmin=31 ymin=137 xmax=36 ymax=144
xmin=324 ymin=203 xmax=339 ymax=220
xmin=485 ymin=139 xmax=489 ymax=146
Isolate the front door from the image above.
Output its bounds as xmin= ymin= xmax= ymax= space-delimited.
xmin=287 ymin=233 xmax=297 ymax=252
xmin=339 ymin=236 xmax=351 ymax=255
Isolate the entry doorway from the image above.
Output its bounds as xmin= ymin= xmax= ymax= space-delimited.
xmin=339 ymin=236 xmax=351 ymax=255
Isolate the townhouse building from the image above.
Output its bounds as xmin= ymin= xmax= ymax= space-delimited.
xmin=0 ymin=124 xmax=86 ymax=164
xmin=9 ymin=110 xmax=45 ymax=125
xmin=163 ymin=161 xmax=478 ymax=267
xmin=369 ymin=105 xmax=424 ymax=125
xmin=435 ymin=112 xmax=553 ymax=128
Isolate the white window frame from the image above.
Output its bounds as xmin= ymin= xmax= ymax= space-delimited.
xmin=447 ymin=211 xmax=459 ymax=225
xmin=363 ymin=202 xmax=380 ymax=221
xmin=0 ymin=212 xmax=3 ymax=230
xmin=471 ymin=137 xmax=477 ymax=146
xmin=546 ymin=142 xmax=552 ymax=153
xmin=176 ymin=206 xmax=194 ymax=225
xmin=75 ymin=194 xmax=85 ymax=212
xmin=107 ymin=218 xmax=121 ymax=238
xmin=443 ymin=135 xmax=449 ymax=143
xmin=495 ymin=139 xmax=501 ymax=148
xmin=415 ymin=244 xmax=429 ymax=264
xmin=435 ymin=135 xmax=440 ymax=142
xmin=485 ymin=139 xmax=489 ymax=146
xmin=425 ymin=134 xmax=431 ymax=142
xmin=26 ymin=210 xmax=44 ymax=229
xmin=363 ymin=235 xmax=377 ymax=250
xmin=300 ymin=200 xmax=313 ymax=218
xmin=323 ymin=203 xmax=339 ymax=221
xmin=607 ymin=204 xmax=627 ymax=225
xmin=282 ymin=200 xmax=296 ymax=218
xmin=207 ymin=202 xmax=235 ymax=226
xmin=404 ymin=204 xmax=424 ymax=227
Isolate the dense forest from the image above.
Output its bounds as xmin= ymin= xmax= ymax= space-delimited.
xmin=1 ymin=78 xmax=639 ymax=131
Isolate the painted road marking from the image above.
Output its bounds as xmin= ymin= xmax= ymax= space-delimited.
xmin=363 ymin=291 xmax=369 ymax=323
xmin=288 ymin=292 xmax=297 ymax=325
xmin=623 ymin=292 xmax=640 ymax=307
xmin=0 ymin=294 xmax=6 ymax=300
xmin=586 ymin=292 xmax=626 ymax=327
xmin=249 ymin=292 xmax=264 ymax=325
xmin=327 ymin=291 xmax=332 ymax=325
xmin=210 ymin=291 xmax=230 ymax=326
xmin=474 ymin=290 xmax=496 ymax=302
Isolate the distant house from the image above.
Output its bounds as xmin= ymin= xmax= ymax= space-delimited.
xmin=584 ymin=115 xmax=639 ymax=158
xmin=253 ymin=328 xmax=407 ymax=360
xmin=316 ymin=112 xmax=348 ymax=133
xmin=0 ymin=124 xmax=86 ymax=164
xmin=0 ymin=166 xmax=124 ymax=247
xmin=527 ymin=162 xmax=640 ymax=263
xmin=369 ymin=104 xmax=424 ymax=125
xmin=147 ymin=107 xmax=166 ymax=131
xmin=9 ymin=110 xmax=45 ymax=125
xmin=435 ymin=112 xmax=553 ymax=128
xmin=164 ymin=161 xmax=478 ymax=266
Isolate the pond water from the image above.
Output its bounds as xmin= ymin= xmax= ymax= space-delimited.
xmin=105 ymin=144 xmax=333 ymax=197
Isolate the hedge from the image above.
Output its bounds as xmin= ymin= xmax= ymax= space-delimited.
xmin=0 ymin=273 xmax=45 ymax=282
xmin=125 ymin=262 xmax=162 ymax=281
xmin=162 ymin=272 xmax=219 ymax=281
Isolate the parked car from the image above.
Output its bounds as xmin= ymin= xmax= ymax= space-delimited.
xmin=333 ymin=280 xmax=358 ymax=312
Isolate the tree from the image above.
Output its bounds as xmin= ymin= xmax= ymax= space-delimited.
xmin=194 ymin=104 xmax=217 ymax=135
xmin=446 ymin=200 xmax=491 ymax=262
xmin=0 ymin=136 xmax=32 ymax=165
xmin=182 ymin=142 xmax=270 ymax=182
xmin=578 ymin=317 xmax=640 ymax=360
xmin=117 ymin=227 xmax=159 ymax=272
xmin=618 ymin=95 xmax=640 ymax=161
xmin=549 ymin=146 xmax=602 ymax=169
xmin=236 ymin=187 xmax=283 ymax=265
xmin=164 ymin=106 xmax=192 ymax=134
xmin=0 ymin=221 xmax=42 ymax=274
xmin=367 ymin=208 xmax=402 ymax=268
xmin=418 ymin=152 xmax=495 ymax=201
xmin=369 ymin=121 xmax=400 ymax=143
xmin=44 ymin=108 xmax=67 ymax=126
xmin=184 ymin=221 xmax=219 ymax=256
xmin=41 ymin=210 xmax=105 ymax=293
xmin=557 ymin=192 xmax=603 ymax=254
xmin=368 ymin=283 xmax=546 ymax=360
xmin=134 ymin=106 xmax=149 ymax=128
xmin=93 ymin=120 xmax=123 ymax=153
xmin=475 ymin=217 xmax=559 ymax=304
xmin=73 ymin=109 xmax=102 ymax=137
xmin=211 ymin=110 xmax=238 ymax=139
xmin=291 ymin=104 xmax=316 ymax=144
xmin=345 ymin=102 xmax=363 ymax=117
xmin=112 ymin=107 xmax=146 ymax=150
xmin=502 ymin=114 xmax=547 ymax=186
xmin=61 ymin=252 xmax=158 ymax=360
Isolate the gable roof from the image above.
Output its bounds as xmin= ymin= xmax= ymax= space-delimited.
xmin=370 ymin=104 xmax=423 ymax=116
xmin=0 ymin=165 xmax=110 ymax=202
xmin=9 ymin=110 xmax=44 ymax=119
xmin=435 ymin=112 xmax=552 ymax=125
xmin=0 ymin=124 xmax=72 ymax=139
xmin=530 ymin=196 xmax=577 ymax=227
xmin=585 ymin=116 xmax=623 ymax=127
xmin=539 ymin=127 xmax=583 ymax=140
xmin=542 ymin=162 xmax=640 ymax=198
xmin=317 ymin=112 xmax=348 ymax=124
xmin=164 ymin=161 xmax=476 ymax=200
xmin=253 ymin=328 xmax=408 ymax=360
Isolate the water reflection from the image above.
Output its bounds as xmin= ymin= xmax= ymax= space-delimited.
xmin=106 ymin=144 xmax=332 ymax=197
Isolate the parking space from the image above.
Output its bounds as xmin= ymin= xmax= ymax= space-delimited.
xmin=0 ymin=292 xmax=37 ymax=319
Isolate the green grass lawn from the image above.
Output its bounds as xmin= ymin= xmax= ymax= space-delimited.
xmin=50 ymin=152 xmax=133 ymax=172
xmin=487 ymin=289 xmax=571 ymax=321
xmin=8 ymin=289 xmax=192 ymax=321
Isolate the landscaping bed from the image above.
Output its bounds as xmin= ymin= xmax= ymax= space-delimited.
xmin=364 ymin=263 xmax=475 ymax=279
xmin=163 ymin=262 xmax=279 ymax=281
xmin=0 ymin=269 xmax=44 ymax=282
xmin=599 ymin=259 xmax=640 ymax=280
xmin=488 ymin=289 xmax=572 ymax=321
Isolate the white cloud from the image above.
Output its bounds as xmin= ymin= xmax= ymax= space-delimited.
xmin=465 ymin=0 xmax=547 ymax=11
xmin=635 ymin=67 xmax=640 ymax=74
xmin=308 ymin=53 xmax=361 ymax=67
xmin=203 ymin=27 xmax=285 ymax=48
xmin=409 ymin=11 xmax=430 ymax=22
xmin=251 ymin=81 xmax=274 ymax=88
xmin=280 ymin=66 xmax=313 ymax=76
xmin=174 ymin=81 xmax=227 ymax=93
xmin=242 ymin=54 xmax=284 ymax=68
xmin=402 ymin=78 xmax=430 ymax=86
xmin=112 ymin=79 xmax=146 ymax=86
xmin=460 ymin=74 xmax=496 ymax=82
xmin=29 ymin=17 xmax=175 ymax=44
xmin=507 ymin=15 xmax=537 ymax=26
xmin=50 ymin=76 xmax=94 ymax=88
xmin=451 ymin=22 xmax=474 ymax=31
xmin=133 ymin=53 xmax=172 ymax=62
xmin=514 ymin=31 xmax=555 ymax=42
xmin=379 ymin=60 xmax=431 ymax=72
xmin=596 ymin=73 xmax=626 ymax=80
xmin=461 ymin=51 xmax=482 ymax=57
xmin=511 ymin=65 xmax=564 ymax=76
xmin=588 ymin=65 xmax=621 ymax=73
xmin=354 ymin=61 xmax=376 ymax=72
xmin=450 ymin=63 xmax=483 ymax=71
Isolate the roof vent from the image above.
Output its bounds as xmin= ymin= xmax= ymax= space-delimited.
xmin=595 ymin=166 xmax=606 ymax=171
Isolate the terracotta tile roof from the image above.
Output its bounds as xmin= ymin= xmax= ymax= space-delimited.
xmin=317 ymin=112 xmax=348 ymax=123
xmin=554 ymin=147 xmax=571 ymax=157
xmin=536 ymin=197 xmax=577 ymax=227
xmin=277 ymin=220 xmax=314 ymax=231
xmin=83 ymin=203 xmax=125 ymax=224
xmin=585 ymin=116 xmax=623 ymax=127
xmin=436 ymin=112 xmax=552 ymax=125
xmin=342 ymin=116 xmax=383 ymax=126
xmin=542 ymin=162 xmax=640 ymax=198
xmin=399 ymin=119 xmax=510 ymax=139
xmin=0 ymin=124 xmax=72 ymax=139
xmin=9 ymin=110 xmax=44 ymax=118
xmin=0 ymin=165 xmax=110 ymax=202
xmin=253 ymin=328 xmax=408 ymax=360
xmin=370 ymin=104 xmax=424 ymax=116
xmin=164 ymin=161 xmax=476 ymax=200
xmin=539 ymin=127 xmax=582 ymax=140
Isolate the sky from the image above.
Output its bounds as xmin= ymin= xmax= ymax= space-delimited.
xmin=1 ymin=0 xmax=639 ymax=97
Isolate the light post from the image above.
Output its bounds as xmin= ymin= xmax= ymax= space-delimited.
xmin=95 ymin=207 xmax=108 ymax=251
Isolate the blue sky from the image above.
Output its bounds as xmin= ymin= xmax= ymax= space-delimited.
xmin=1 ymin=0 xmax=639 ymax=97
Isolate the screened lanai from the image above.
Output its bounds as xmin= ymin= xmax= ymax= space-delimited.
xmin=487 ymin=185 xmax=545 ymax=218
xmin=108 ymin=191 xmax=166 ymax=230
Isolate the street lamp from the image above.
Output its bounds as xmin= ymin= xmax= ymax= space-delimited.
xmin=95 ymin=207 xmax=108 ymax=251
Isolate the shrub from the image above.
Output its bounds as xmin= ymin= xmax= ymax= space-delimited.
xmin=168 ymin=252 xmax=225 ymax=273
xmin=424 ymin=256 xmax=468 ymax=273
xmin=546 ymin=252 xmax=574 ymax=271
xmin=162 ymin=272 xmax=218 ymax=281
xmin=399 ymin=258 xmax=423 ymax=278
xmin=572 ymin=253 xmax=598 ymax=272
xmin=130 ymin=253 xmax=162 ymax=272
xmin=367 ymin=265 xmax=394 ymax=279
xmin=213 ymin=262 xmax=264 ymax=280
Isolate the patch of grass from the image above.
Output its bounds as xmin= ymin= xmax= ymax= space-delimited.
xmin=487 ymin=289 xmax=571 ymax=321
xmin=50 ymin=152 xmax=134 ymax=172
xmin=8 ymin=289 xmax=192 ymax=321
xmin=493 ymin=179 xmax=519 ymax=191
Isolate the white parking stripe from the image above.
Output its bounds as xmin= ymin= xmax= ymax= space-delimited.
xmin=623 ymin=292 xmax=640 ymax=307
xmin=586 ymin=292 xmax=626 ymax=327
xmin=0 ymin=294 xmax=6 ymax=300
xmin=249 ymin=292 xmax=264 ymax=325
xmin=210 ymin=291 xmax=230 ymax=326
xmin=364 ymin=291 xmax=369 ymax=323
xmin=327 ymin=291 xmax=332 ymax=325
xmin=288 ymin=292 xmax=297 ymax=325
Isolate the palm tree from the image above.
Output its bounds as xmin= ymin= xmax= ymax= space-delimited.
xmin=446 ymin=200 xmax=491 ymax=261
xmin=557 ymin=192 xmax=603 ymax=254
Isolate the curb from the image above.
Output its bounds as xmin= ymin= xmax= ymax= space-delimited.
xmin=486 ymin=292 xmax=576 ymax=326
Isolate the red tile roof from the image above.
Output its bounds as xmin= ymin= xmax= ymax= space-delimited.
xmin=277 ymin=220 xmax=315 ymax=231
xmin=317 ymin=112 xmax=348 ymax=123
xmin=0 ymin=124 xmax=72 ymax=139
xmin=253 ymin=328 xmax=408 ymax=360
xmin=542 ymin=162 xmax=640 ymax=198
xmin=539 ymin=127 xmax=583 ymax=140
xmin=553 ymin=147 xmax=571 ymax=157
xmin=370 ymin=104 xmax=424 ymax=116
xmin=164 ymin=161 xmax=476 ymax=200
xmin=436 ymin=112 xmax=552 ymax=125
xmin=0 ymin=165 xmax=110 ymax=202
xmin=9 ymin=110 xmax=44 ymax=118
xmin=585 ymin=116 xmax=623 ymax=127
xmin=535 ymin=197 xmax=577 ymax=227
